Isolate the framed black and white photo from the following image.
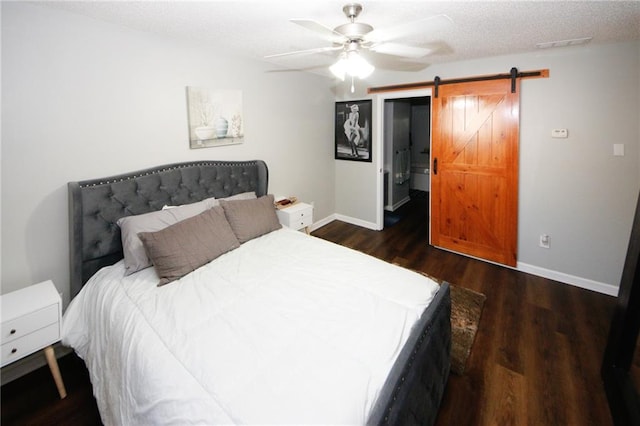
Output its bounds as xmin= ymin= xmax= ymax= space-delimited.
xmin=335 ymin=100 xmax=372 ymax=162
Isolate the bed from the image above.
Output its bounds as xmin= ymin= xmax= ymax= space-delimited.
xmin=63 ymin=160 xmax=451 ymax=425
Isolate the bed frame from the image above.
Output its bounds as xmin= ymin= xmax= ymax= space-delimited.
xmin=67 ymin=160 xmax=451 ymax=426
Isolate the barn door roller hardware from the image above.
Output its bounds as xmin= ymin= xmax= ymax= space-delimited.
xmin=510 ymin=67 xmax=518 ymax=93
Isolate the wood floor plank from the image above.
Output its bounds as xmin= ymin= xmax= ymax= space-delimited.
xmin=482 ymin=364 xmax=528 ymax=426
xmin=523 ymin=304 xmax=570 ymax=425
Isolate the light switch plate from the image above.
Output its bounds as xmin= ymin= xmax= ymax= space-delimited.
xmin=551 ymin=129 xmax=568 ymax=138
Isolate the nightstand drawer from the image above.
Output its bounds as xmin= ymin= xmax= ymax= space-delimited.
xmin=1 ymin=323 xmax=59 ymax=367
xmin=276 ymin=203 xmax=313 ymax=231
xmin=1 ymin=304 xmax=58 ymax=345
xmin=293 ymin=213 xmax=313 ymax=229
xmin=287 ymin=207 xmax=312 ymax=223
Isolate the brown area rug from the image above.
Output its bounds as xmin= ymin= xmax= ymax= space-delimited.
xmin=449 ymin=285 xmax=486 ymax=375
xmin=390 ymin=265 xmax=486 ymax=375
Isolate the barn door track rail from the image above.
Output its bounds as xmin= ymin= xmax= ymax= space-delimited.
xmin=368 ymin=68 xmax=549 ymax=96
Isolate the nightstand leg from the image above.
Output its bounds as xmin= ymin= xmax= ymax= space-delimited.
xmin=44 ymin=345 xmax=67 ymax=399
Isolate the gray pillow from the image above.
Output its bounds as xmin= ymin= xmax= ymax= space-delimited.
xmin=138 ymin=206 xmax=240 ymax=286
xmin=162 ymin=191 xmax=256 ymax=210
xmin=220 ymin=194 xmax=282 ymax=243
xmin=118 ymin=192 xmax=256 ymax=275
xmin=117 ymin=197 xmax=218 ymax=275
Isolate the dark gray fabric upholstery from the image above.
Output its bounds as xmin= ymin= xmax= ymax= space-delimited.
xmin=368 ymin=283 xmax=451 ymax=426
xmin=68 ymin=160 xmax=268 ymax=298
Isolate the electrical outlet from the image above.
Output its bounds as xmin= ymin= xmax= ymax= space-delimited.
xmin=539 ymin=234 xmax=550 ymax=249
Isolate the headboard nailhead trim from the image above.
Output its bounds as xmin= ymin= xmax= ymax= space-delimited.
xmin=80 ymin=161 xmax=258 ymax=188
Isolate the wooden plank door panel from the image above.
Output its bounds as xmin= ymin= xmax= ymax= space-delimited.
xmin=432 ymin=79 xmax=519 ymax=266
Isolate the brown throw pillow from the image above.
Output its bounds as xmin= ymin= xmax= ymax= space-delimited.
xmin=138 ymin=206 xmax=240 ymax=286
xmin=219 ymin=194 xmax=282 ymax=243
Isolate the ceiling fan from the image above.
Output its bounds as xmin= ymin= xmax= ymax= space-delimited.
xmin=265 ymin=3 xmax=453 ymax=84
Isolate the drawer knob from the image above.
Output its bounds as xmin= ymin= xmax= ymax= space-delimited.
xmin=10 ymin=329 xmax=16 ymax=335
xmin=11 ymin=348 xmax=17 ymax=354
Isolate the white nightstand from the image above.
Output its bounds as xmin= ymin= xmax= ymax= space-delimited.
xmin=1 ymin=280 xmax=67 ymax=399
xmin=276 ymin=202 xmax=314 ymax=234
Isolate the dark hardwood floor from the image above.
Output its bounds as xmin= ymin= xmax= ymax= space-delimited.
xmin=1 ymin=194 xmax=619 ymax=425
xmin=1 ymin=352 xmax=101 ymax=425
xmin=316 ymin=195 xmax=617 ymax=426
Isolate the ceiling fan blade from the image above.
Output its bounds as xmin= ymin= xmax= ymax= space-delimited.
xmin=361 ymin=51 xmax=430 ymax=72
xmin=264 ymin=45 xmax=342 ymax=59
xmin=365 ymin=14 xmax=453 ymax=44
xmin=370 ymin=42 xmax=433 ymax=59
xmin=266 ymin=64 xmax=333 ymax=73
xmin=290 ymin=19 xmax=347 ymax=44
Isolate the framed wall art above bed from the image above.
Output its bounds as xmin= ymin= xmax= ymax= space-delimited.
xmin=335 ymin=99 xmax=372 ymax=162
xmin=186 ymin=87 xmax=244 ymax=149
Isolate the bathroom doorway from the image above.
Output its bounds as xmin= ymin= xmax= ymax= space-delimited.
xmin=382 ymin=95 xmax=431 ymax=228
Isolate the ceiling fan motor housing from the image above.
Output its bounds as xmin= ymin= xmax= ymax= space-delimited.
xmin=335 ymin=3 xmax=372 ymax=40
xmin=334 ymin=22 xmax=373 ymax=40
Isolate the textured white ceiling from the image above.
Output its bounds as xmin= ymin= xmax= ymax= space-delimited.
xmin=41 ymin=0 xmax=640 ymax=76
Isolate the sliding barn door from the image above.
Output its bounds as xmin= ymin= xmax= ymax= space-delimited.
xmin=431 ymin=79 xmax=520 ymax=266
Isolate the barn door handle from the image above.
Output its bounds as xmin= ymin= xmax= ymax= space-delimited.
xmin=433 ymin=158 xmax=438 ymax=175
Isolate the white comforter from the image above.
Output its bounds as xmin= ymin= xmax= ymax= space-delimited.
xmin=62 ymin=227 xmax=440 ymax=425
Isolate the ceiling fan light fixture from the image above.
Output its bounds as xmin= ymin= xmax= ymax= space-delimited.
xmin=330 ymin=51 xmax=374 ymax=80
xmin=329 ymin=56 xmax=347 ymax=80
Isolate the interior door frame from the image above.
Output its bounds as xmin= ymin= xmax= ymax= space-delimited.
xmin=374 ymin=88 xmax=433 ymax=230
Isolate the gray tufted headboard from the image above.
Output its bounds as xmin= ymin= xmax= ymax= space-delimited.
xmin=68 ymin=160 xmax=268 ymax=299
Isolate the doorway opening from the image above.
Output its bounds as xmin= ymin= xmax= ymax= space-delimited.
xmin=382 ymin=95 xmax=431 ymax=228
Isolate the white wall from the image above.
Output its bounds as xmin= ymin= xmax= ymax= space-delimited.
xmin=1 ymin=3 xmax=336 ymax=305
xmin=2 ymin=3 xmax=638 ymax=301
xmin=410 ymin=104 xmax=430 ymax=166
xmin=333 ymin=80 xmax=379 ymax=228
xmin=335 ymin=41 xmax=640 ymax=294
xmin=386 ymin=101 xmax=411 ymax=209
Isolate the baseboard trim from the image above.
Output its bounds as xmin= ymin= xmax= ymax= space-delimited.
xmin=308 ymin=215 xmax=336 ymax=233
xmin=334 ymin=214 xmax=378 ymax=230
xmin=517 ymin=262 xmax=619 ymax=297
xmin=321 ymin=214 xmax=378 ymax=231
xmin=389 ymin=196 xmax=411 ymax=212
